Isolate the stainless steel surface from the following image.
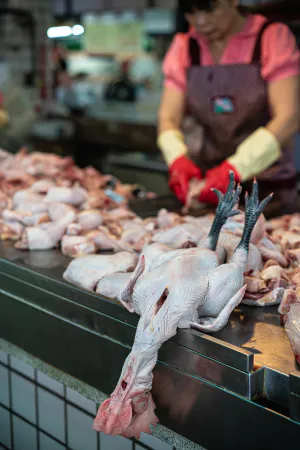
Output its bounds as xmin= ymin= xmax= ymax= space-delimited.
xmin=1 ymin=240 xmax=300 ymax=448
xmin=291 ymin=371 xmax=300 ymax=396
xmin=290 ymin=372 xmax=300 ymax=423
xmin=265 ymin=367 xmax=290 ymax=407
xmin=0 ymin=240 xmax=298 ymax=379
xmin=214 ymin=305 xmax=299 ymax=376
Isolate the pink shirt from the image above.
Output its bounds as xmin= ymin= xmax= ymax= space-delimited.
xmin=163 ymin=14 xmax=300 ymax=92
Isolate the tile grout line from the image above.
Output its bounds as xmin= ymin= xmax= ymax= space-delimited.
xmin=5 ymin=364 xmax=97 ymax=418
xmin=96 ymin=402 xmax=101 ymax=450
xmin=97 ymin=423 xmax=101 ymax=450
xmin=7 ymin=355 xmax=14 ymax=450
xmin=34 ymin=368 xmax=40 ymax=450
xmin=0 ymin=402 xmax=67 ymax=448
xmin=2 ymin=355 xmax=176 ymax=450
xmin=64 ymin=384 xmax=69 ymax=447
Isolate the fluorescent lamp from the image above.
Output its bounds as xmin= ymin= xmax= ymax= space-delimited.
xmin=72 ymin=25 xmax=84 ymax=36
xmin=47 ymin=26 xmax=72 ymax=38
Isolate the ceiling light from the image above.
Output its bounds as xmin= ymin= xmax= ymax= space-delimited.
xmin=72 ymin=25 xmax=84 ymax=36
xmin=47 ymin=26 xmax=72 ymax=38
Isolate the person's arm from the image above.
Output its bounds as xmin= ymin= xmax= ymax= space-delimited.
xmin=266 ymin=75 xmax=300 ymax=146
xmin=157 ymin=86 xmax=188 ymax=166
xmin=227 ymin=23 xmax=300 ymax=182
xmin=226 ymin=74 xmax=300 ymax=182
xmin=158 ymin=86 xmax=201 ymax=202
xmin=193 ymin=24 xmax=300 ymax=206
xmin=157 ymin=34 xmax=202 ymax=203
xmin=158 ymin=85 xmax=185 ymax=134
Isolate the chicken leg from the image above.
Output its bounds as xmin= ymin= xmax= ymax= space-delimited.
xmin=192 ymin=180 xmax=272 ymax=333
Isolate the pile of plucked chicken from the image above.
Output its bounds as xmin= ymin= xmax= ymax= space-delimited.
xmin=0 ymin=149 xmax=299 ymax=437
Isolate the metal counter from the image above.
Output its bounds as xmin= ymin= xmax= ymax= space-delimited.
xmin=0 ymin=240 xmax=299 ymax=449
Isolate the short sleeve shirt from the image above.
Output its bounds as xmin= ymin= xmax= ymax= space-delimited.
xmin=163 ymin=14 xmax=300 ymax=92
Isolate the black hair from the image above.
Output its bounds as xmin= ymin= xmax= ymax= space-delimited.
xmin=178 ymin=0 xmax=217 ymax=14
xmin=178 ymin=1 xmax=249 ymax=15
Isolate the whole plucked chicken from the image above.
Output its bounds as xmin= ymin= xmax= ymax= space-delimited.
xmin=93 ymin=174 xmax=272 ymax=438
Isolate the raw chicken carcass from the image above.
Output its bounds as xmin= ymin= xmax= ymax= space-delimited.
xmin=61 ymin=235 xmax=96 ymax=258
xmin=15 ymin=202 xmax=48 ymax=215
xmin=257 ymin=237 xmax=288 ymax=267
xmin=96 ymin=273 xmax=132 ymax=299
xmin=273 ymin=231 xmax=300 ymax=250
xmin=287 ymin=248 xmax=300 ymax=264
xmin=289 ymin=214 xmax=300 ymax=230
xmin=284 ymin=303 xmax=300 ymax=365
xmin=88 ymin=227 xmax=133 ymax=253
xmin=217 ymin=232 xmax=263 ymax=275
xmin=2 ymin=209 xmax=49 ymax=227
xmin=93 ymin=174 xmax=271 ymax=438
xmin=151 ymin=223 xmax=205 ymax=249
xmin=223 ymin=213 xmax=266 ymax=245
xmin=156 ymin=209 xmax=182 ymax=228
xmin=48 ymin=203 xmax=77 ymax=226
xmin=44 ymin=186 xmax=88 ymax=206
xmin=0 ymin=220 xmax=23 ymax=240
xmin=13 ymin=189 xmax=43 ymax=207
xmin=0 ymin=191 xmax=12 ymax=212
xmin=30 ymin=180 xmax=55 ymax=194
xmin=63 ymin=252 xmax=138 ymax=291
xmin=104 ymin=207 xmax=137 ymax=222
xmin=66 ymin=210 xmax=104 ymax=235
xmin=278 ymin=290 xmax=300 ymax=364
xmin=242 ymin=250 xmax=289 ymax=307
xmin=15 ymin=203 xmax=76 ymax=250
xmin=16 ymin=221 xmax=67 ymax=250
xmin=183 ymin=214 xmax=213 ymax=233
xmin=121 ymin=225 xmax=153 ymax=252
xmin=77 ymin=210 xmax=103 ymax=231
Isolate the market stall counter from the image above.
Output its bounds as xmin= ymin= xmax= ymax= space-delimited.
xmin=0 ymin=229 xmax=299 ymax=450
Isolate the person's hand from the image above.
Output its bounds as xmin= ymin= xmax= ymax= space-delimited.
xmin=169 ymin=155 xmax=202 ymax=203
xmin=182 ymin=178 xmax=206 ymax=214
xmin=197 ymin=161 xmax=241 ymax=205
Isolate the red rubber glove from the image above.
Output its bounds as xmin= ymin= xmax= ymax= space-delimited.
xmin=198 ymin=161 xmax=241 ymax=205
xmin=169 ymin=155 xmax=202 ymax=203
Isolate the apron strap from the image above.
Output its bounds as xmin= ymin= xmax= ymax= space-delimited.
xmin=251 ymin=21 xmax=274 ymax=63
xmin=189 ymin=38 xmax=201 ymax=66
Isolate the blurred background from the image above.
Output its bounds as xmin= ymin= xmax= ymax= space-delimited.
xmin=0 ymin=0 xmax=298 ymax=195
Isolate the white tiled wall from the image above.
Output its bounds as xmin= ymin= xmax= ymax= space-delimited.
xmin=0 ymin=406 xmax=11 ymax=448
xmin=11 ymin=373 xmax=37 ymax=424
xmin=0 ymin=350 xmax=175 ymax=450
xmin=38 ymin=388 xmax=65 ymax=442
xmin=13 ymin=416 xmax=38 ymax=450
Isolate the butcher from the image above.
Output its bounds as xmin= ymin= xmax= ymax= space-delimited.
xmin=157 ymin=0 xmax=300 ymax=214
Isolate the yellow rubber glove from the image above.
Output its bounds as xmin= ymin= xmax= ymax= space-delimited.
xmin=228 ymin=127 xmax=281 ymax=182
xmin=157 ymin=129 xmax=188 ymax=166
xmin=0 ymin=109 xmax=10 ymax=128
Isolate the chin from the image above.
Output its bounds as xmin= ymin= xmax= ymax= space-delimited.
xmin=196 ymin=30 xmax=219 ymax=40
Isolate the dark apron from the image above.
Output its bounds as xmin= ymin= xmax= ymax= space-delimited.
xmin=186 ymin=21 xmax=297 ymax=215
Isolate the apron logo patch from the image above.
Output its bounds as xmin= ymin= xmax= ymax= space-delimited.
xmin=213 ymin=97 xmax=235 ymax=114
